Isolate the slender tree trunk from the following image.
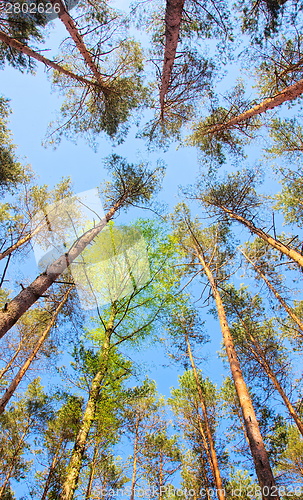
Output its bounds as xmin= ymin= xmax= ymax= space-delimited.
xmin=241 ymin=249 xmax=303 ymax=335
xmin=41 ymin=437 xmax=65 ymax=500
xmin=60 ymin=309 xmax=115 ymax=500
xmin=0 ymin=287 xmax=72 ymax=414
xmin=159 ymin=451 xmax=164 ymax=500
xmin=185 ymin=333 xmax=226 ymax=500
xmin=0 ymin=427 xmax=28 ymax=497
xmin=160 ymin=0 xmax=185 ymax=117
xmin=130 ymin=415 xmax=140 ymax=500
xmin=0 ymin=198 xmax=125 ymax=339
xmin=0 ymin=339 xmax=23 ymax=381
xmin=231 ymin=304 xmax=303 ymax=438
xmin=195 ymin=248 xmax=279 ymax=500
xmin=218 ymin=206 xmax=303 ymax=268
xmin=50 ymin=0 xmax=107 ymax=89
xmin=0 ymin=31 xmax=97 ymax=88
xmin=84 ymin=445 xmax=98 ymax=500
xmin=200 ymin=78 xmax=303 ymax=137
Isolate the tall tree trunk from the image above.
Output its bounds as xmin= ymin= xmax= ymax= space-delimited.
xmin=50 ymin=0 xmax=107 ymax=89
xmin=0 ymin=198 xmax=125 ymax=339
xmin=0 ymin=31 xmax=97 ymax=88
xmin=195 ymin=248 xmax=279 ymax=500
xmin=0 ymin=427 xmax=29 ymax=497
xmin=0 ymin=338 xmax=23 ymax=381
xmin=0 ymin=287 xmax=72 ymax=414
xmin=130 ymin=415 xmax=139 ymax=500
xmin=200 ymin=78 xmax=303 ymax=137
xmin=241 ymin=249 xmax=303 ymax=336
xmin=41 ymin=437 xmax=65 ymax=500
xmin=160 ymin=0 xmax=185 ymax=117
xmin=230 ymin=301 xmax=303 ymax=438
xmin=84 ymin=445 xmax=98 ymax=500
xmin=217 ymin=206 xmax=303 ymax=268
xmin=185 ymin=333 xmax=226 ymax=500
xmin=60 ymin=309 xmax=115 ymax=500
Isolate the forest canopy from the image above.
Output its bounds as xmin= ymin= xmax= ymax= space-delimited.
xmin=1 ymin=0 xmax=303 ymax=499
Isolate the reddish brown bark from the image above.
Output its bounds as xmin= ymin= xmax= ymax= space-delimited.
xmin=235 ymin=309 xmax=303 ymax=438
xmin=195 ymin=247 xmax=279 ymax=500
xmin=219 ymin=206 xmax=303 ymax=268
xmin=160 ymin=0 xmax=185 ymax=117
xmin=185 ymin=333 xmax=225 ymax=500
xmin=0 ymin=198 xmax=125 ymax=339
xmin=0 ymin=287 xmax=72 ymax=414
xmin=200 ymin=78 xmax=303 ymax=137
xmin=0 ymin=31 xmax=96 ymax=87
xmin=50 ymin=0 xmax=107 ymax=89
xmin=241 ymin=249 xmax=303 ymax=335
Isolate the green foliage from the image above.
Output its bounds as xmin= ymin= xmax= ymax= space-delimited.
xmin=0 ymin=97 xmax=30 ymax=193
xmin=48 ymin=39 xmax=147 ymax=145
xmin=0 ymin=0 xmax=47 ymax=71
xmin=188 ymin=84 xmax=260 ymax=168
xmin=196 ymin=169 xmax=262 ymax=219
xmin=101 ymin=154 xmax=165 ymax=211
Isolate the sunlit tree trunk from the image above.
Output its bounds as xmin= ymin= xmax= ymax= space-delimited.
xmin=60 ymin=308 xmax=115 ymax=500
xmin=50 ymin=0 xmax=108 ymax=89
xmin=84 ymin=445 xmax=98 ymax=500
xmin=41 ymin=437 xmax=65 ymax=500
xmin=0 ymin=31 xmax=96 ymax=88
xmin=241 ymin=249 xmax=303 ymax=335
xmin=0 ymin=198 xmax=125 ymax=339
xmin=130 ymin=415 xmax=139 ymax=500
xmin=185 ymin=332 xmax=226 ymax=500
xmin=219 ymin=206 xmax=303 ymax=268
xmin=201 ymin=78 xmax=303 ymax=137
xmin=232 ymin=303 xmax=303 ymax=438
xmin=195 ymin=247 xmax=279 ymax=500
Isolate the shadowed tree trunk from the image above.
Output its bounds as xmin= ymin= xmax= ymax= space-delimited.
xmin=0 ymin=31 xmax=97 ymax=87
xmin=0 ymin=287 xmax=73 ymax=414
xmin=160 ymin=0 xmax=185 ymax=117
xmin=194 ymin=245 xmax=279 ymax=500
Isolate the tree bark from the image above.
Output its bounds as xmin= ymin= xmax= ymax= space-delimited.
xmin=200 ymin=78 xmax=303 ymax=137
xmin=160 ymin=0 xmax=185 ymax=117
xmin=50 ymin=0 xmax=107 ymax=89
xmin=195 ymin=248 xmax=279 ymax=500
xmin=0 ymin=427 xmax=29 ymax=497
xmin=185 ymin=333 xmax=226 ymax=500
xmin=0 ymin=287 xmax=72 ymax=414
xmin=231 ymin=300 xmax=303 ymax=438
xmin=0 ymin=31 xmax=97 ymax=88
xmin=0 ymin=198 xmax=125 ymax=339
xmin=130 ymin=415 xmax=139 ymax=500
xmin=41 ymin=437 xmax=65 ymax=500
xmin=84 ymin=445 xmax=98 ymax=500
xmin=241 ymin=249 xmax=303 ymax=336
xmin=60 ymin=310 xmax=115 ymax=500
xmin=218 ymin=206 xmax=303 ymax=268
